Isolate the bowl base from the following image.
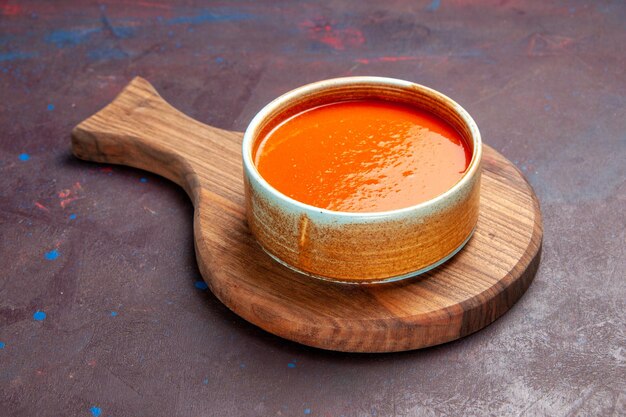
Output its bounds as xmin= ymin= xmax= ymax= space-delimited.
xmin=260 ymin=226 xmax=477 ymax=285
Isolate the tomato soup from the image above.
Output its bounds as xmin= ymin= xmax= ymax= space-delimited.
xmin=253 ymin=100 xmax=471 ymax=213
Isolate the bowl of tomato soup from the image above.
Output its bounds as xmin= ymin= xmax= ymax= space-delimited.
xmin=242 ymin=77 xmax=482 ymax=283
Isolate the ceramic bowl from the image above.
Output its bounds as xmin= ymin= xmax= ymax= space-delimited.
xmin=242 ymin=76 xmax=482 ymax=283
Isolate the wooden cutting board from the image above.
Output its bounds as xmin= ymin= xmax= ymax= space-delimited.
xmin=72 ymin=77 xmax=543 ymax=353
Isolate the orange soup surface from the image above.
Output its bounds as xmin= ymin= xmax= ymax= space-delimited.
xmin=254 ymin=100 xmax=471 ymax=213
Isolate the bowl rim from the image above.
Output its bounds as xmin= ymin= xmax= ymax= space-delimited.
xmin=242 ymin=76 xmax=482 ymax=218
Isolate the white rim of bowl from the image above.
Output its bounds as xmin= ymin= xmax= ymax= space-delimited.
xmin=242 ymin=76 xmax=482 ymax=219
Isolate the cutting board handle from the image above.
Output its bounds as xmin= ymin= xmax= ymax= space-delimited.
xmin=71 ymin=77 xmax=236 ymax=200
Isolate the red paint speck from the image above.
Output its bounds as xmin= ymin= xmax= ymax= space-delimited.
xmin=378 ymin=56 xmax=418 ymax=62
xmin=60 ymin=197 xmax=79 ymax=209
xmin=1 ymin=4 xmax=21 ymax=16
xmin=300 ymin=20 xmax=365 ymax=51
xmin=57 ymin=182 xmax=84 ymax=208
xmin=34 ymin=202 xmax=49 ymax=212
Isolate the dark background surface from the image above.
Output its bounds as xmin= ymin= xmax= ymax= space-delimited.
xmin=1 ymin=1 xmax=625 ymax=416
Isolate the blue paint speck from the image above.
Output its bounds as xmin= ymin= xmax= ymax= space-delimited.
xmin=240 ymin=363 xmax=246 ymax=368
xmin=90 ymin=406 xmax=102 ymax=417
xmin=33 ymin=311 xmax=46 ymax=321
xmin=215 ymin=57 xmax=224 ymax=64
xmin=0 ymin=51 xmax=38 ymax=62
xmin=304 ymin=408 xmax=311 ymax=414
xmin=203 ymin=378 xmax=209 ymax=384
xmin=194 ymin=281 xmax=208 ymax=290
xmin=87 ymin=47 xmax=128 ymax=60
xmin=19 ymin=153 xmax=30 ymax=161
xmin=45 ymin=28 xmax=101 ymax=48
xmin=426 ymin=0 xmax=441 ymax=11
xmin=47 ymin=103 xmax=54 ymax=111
xmin=45 ymin=250 xmax=59 ymax=260
xmin=110 ymin=311 xmax=118 ymax=317
xmin=0 ymin=342 xmax=5 ymax=349
xmin=69 ymin=213 xmax=77 ymax=220
xmin=167 ymin=9 xmax=253 ymax=25
xmin=287 ymin=362 xmax=296 ymax=368
xmin=140 ymin=177 xmax=148 ymax=183
xmin=112 ymin=26 xmax=135 ymax=39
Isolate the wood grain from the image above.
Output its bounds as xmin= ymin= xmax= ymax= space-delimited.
xmin=72 ymin=77 xmax=543 ymax=352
